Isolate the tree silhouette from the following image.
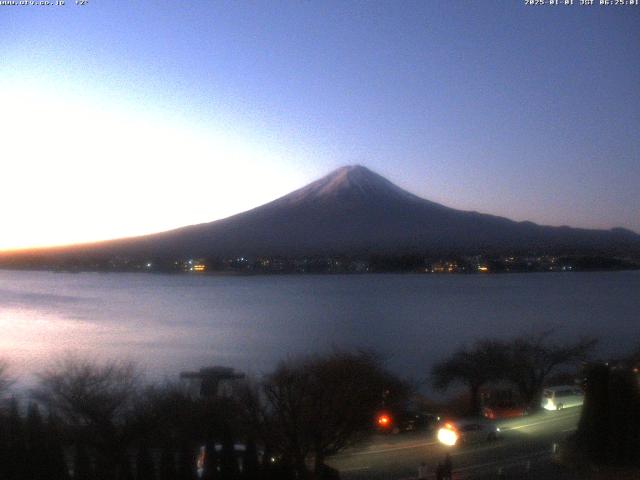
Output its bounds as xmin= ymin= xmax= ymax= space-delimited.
xmin=26 ymin=402 xmax=49 ymax=480
xmin=45 ymin=413 xmax=71 ymax=480
xmin=0 ymin=412 xmax=7 ymax=480
xmin=432 ymin=340 xmax=508 ymax=415
xmin=178 ymin=441 xmax=196 ymax=480
xmin=202 ymin=440 xmax=218 ymax=480
xmin=261 ymin=350 xmax=408 ymax=478
xmin=158 ymin=442 xmax=177 ymax=480
xmin=577 ymin=362 xmax=640 ymax=466
xmin=6 ymin=398 xmax=27 ymax=480
xmin=505 ymin=331 xmax=596 ymax=408
xmin=220 ymin=422 xmax=239 ymax=479
xmin=432 ymin=333 xmax=597 ymax=414
xmin=136 ymin=439 xmax=156 ymax=480
xmin=34 ymin=356 xmax=141 ymax=479
xmin=0 ymin=360 xmax=13 ymax=399
xmin=242 ymin=437 xmax=259 ymax=480
xmin=74 ymin=442 xmax=94 ymax=480
xmin=626 ymin=343 xmax=640 ymax=369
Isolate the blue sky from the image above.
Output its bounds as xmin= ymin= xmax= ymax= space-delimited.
xmin=1 ymin=1 xmax=638 ymax=249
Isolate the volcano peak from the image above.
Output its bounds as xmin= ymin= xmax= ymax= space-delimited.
xmin=278 ymin=164 xmax=420 ymax=205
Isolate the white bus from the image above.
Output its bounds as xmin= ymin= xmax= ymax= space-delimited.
xmin=541 ymin=385 xmax=584 ymax=411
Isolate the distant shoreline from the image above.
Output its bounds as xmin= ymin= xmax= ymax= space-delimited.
xmin=1 ymin=249 xmax=639 ymax=276
xmin=1 ymin=264 xmax=638 ymax=276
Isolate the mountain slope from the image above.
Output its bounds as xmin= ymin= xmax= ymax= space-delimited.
xmin=4 ymin=165 xmax=640 ymax=260
xmin=76 ymin=165 xmax=640 ymax=258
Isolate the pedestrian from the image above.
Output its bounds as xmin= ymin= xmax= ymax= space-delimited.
xmin=435 ymin=463 xmax=444 ymax=480
xmin=417 ymin=461 xmax=428 ymax=480
xmin=443 ymin=453 xmax=452 ymax=480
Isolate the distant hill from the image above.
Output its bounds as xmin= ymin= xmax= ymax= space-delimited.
xmin=2 ymin=165 xmax=640 ymax=263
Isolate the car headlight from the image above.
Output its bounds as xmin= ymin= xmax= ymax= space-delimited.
xmin=437 ymin=427 xmax=458 ymax=446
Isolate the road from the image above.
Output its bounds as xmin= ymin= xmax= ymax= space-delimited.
xmin=327 ymin=408 xmax=581 ymax=479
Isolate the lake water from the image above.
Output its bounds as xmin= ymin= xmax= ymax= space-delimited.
xmin=1 ymin=270 xmax=639 ymax=388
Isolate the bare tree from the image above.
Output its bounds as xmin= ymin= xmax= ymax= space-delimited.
xmin=33 ymin=356 xmax=141 ymax=480
xmin=260 ymin=350 xmax=409 ymax=479
xmin=431 ymin=339 xmax=508 ymax=415
xmin=0 ymin=359 xmax=14 ymax=400
xmin=35 ymin=356 xmax=139 ymax=424
xmin=134 ymin=382 xmax=200 ymax=442
xmin=505 ymin=331 xmax=597 ymax=408
xmin=626 ymin=342 xmax=640 ymax=369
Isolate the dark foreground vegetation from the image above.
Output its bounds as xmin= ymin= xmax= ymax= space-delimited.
xmin=560 ymin=345 xmax=640 ymax=476
xmin=431 ymin=330 xmax=597 ymax=416
xmin=0 ymin=351 xmax=409 ymax=480
xmin=1 ymin=336 xmax=638 ymax=480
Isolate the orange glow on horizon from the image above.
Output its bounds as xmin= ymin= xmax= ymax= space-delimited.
xmin=0 ymin=83 xmax=309 ymax=252
xmin=0 ymin=227 xmax=185 ymax=254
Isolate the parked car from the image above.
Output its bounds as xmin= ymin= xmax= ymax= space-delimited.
xmin=393 ymin=411 xmax=441 ymax=433
xmin=541 ymin=385 xmax=584 ymax=411
xmin=482 ymin=401 xmax=528 ymax=420
xmin=376 ymin=410 xmax=441 ymax=434
xmin=437 ymin=418 xmax=500 ymax=446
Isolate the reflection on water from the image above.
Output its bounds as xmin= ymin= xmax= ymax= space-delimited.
xmin=1 ymin=270 xmax=639 ymax=387
xmin=0 ymin=306 xmax=138 ymax=379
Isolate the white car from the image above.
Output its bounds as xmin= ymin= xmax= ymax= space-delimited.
xmin=541 ymin=385 xmax=584 ymax=411
xmin=437 ymin=418 xmax=500 ymax=446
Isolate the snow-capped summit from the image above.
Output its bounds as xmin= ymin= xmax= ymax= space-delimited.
xmin=275 ymin=165 xmax=423 ymax=206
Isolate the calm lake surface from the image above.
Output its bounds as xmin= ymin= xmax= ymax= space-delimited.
xmin=1 ymin=270 xmax=639 ymax=386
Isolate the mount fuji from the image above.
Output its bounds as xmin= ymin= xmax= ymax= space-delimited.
xmin=5 ymin=165 xmax=640 ymax=260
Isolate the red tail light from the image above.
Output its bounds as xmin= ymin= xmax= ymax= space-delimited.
xmin=377 ymin=413 xmax=392 ymax=428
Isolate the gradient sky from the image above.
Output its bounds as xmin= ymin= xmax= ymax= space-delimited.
xmin=1 ymin=1 xmax=638 ymax=250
